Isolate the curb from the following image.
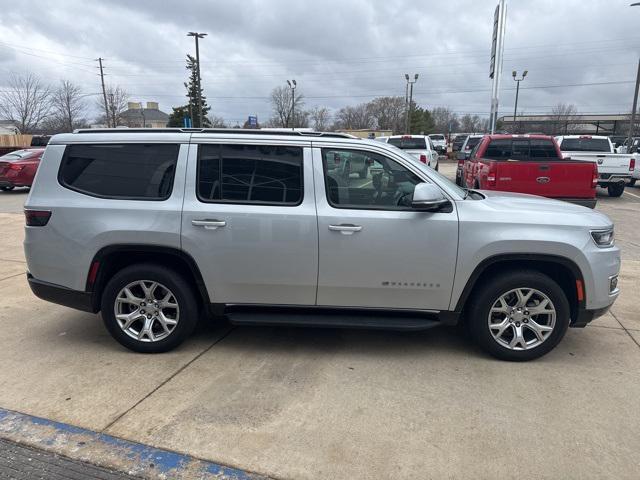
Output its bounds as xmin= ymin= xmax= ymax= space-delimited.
xmin=0 ymin=408 xmax=268 ymax=479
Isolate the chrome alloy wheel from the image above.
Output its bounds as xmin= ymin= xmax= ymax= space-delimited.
xmin=487 ymin=287 xmax=556 ymax=351
xmin=114 ymin=280 xmax=179 ymax=342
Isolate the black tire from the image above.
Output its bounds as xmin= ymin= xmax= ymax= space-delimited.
xmin=455 ymin=173 xmax=462 ymax=186
xmin=101 ymin=263 xmax=199 ymax=353
xmin=467 ymin=270 xmax=570 ymax=361
xmin=359 ymin=165 xmax=369 ymax=179
xmin=434 ymin=162 xmax=439 ymax=172
xmin=0 ymin=186 xmax=14 ymax=191
xmin=629 ymin=179 xmax=636 ymax=187
xmin=607 ymin=182 xmax=625 ymax=197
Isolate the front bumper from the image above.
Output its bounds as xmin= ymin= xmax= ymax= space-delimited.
xmin=27 ymin=273 xmax=97 ymax=313
xmin=572 ymin=305 xmax=611 ymax=328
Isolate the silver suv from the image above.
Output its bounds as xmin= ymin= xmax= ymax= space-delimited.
xmin=24 ymin=129 xmax=620 ymax=361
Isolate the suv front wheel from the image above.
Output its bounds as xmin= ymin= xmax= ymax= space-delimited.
xmin=101 ymin=264 xmax=198 ymax=353
xmin=467 ymin=271 xmax=570 ymax=361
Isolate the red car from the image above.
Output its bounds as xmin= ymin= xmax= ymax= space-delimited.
xmin=460 ymin=134 xmax=598 ymax=208
xmin=0 ymin=148 xmax=45 ymax=191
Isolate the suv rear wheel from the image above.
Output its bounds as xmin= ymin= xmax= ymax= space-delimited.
xmin=101 ymin=264 xmax=198 ymax=353
xmin=467 ymin=270 xmax=570 ymax=361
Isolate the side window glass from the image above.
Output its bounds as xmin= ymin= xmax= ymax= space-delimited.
xmin=197 ymin=144 xmax=303 ymax=205
xmin=530 ymin=139 xmax=558 ymax=159
xmin=469 ymin=143 xmax=481 ymax=160
xmin=322 ymin=149 xmax=423 ymax=210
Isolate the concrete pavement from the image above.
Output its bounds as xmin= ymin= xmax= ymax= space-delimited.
xmin=0 ymin=164 xmax=639 ymax=479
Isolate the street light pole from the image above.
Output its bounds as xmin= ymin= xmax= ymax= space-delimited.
xmin=627 ymin=4 xmax=640 ymax=149
xmin=404 ymin=73 xmax=419 ymax=134
xmin=187 ymin=31 xmax=207 ymax=128
xmin=512 ymin=70 xmax=527 ymax=133
xmin=286 ymin=79 xmax=297 ymax=129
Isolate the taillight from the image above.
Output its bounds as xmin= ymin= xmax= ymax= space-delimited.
xmin=486 ymin=161 xmax=497 ymax=187
xmin=9 ymin=164 xmax=24 ymax=172
xmin=592 ymin=164 xmax=598 ymax=188
xmin=457 ymin=159 xmax=464 ymax=168
xmin=24 ymin=209 xmax=51 ymax=227
xmin=630 ymin=158 xmax=636 ymax=172
xmin=87 ymin=261 xmax=100 ymax=287
xmin=419 ymin=154 xmax=427 ymax=164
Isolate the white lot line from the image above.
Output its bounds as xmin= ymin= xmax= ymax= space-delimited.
xmin=623 ymin=189 xmax=640 ymax=200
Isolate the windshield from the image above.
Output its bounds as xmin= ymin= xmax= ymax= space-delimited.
xmin=560 ymin=138 xmax=610 ymax=152
xmin=388 ymin=137 xmax=427 ymax=150
xmin=465 ymin=137 xmax=482 ymax=149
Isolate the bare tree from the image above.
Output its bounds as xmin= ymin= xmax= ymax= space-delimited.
xmin=430 ymin=107 xmax=459 ymax=133
xmin=207 ymin=115 xmax=226 ymax=127
xmin=0 ymin=73 xmax=52 ymax=133
xmin=269 ymin=85 xmax=304 ymax=127
xmin=96 ymin=85 xmax=129 ymax=127
xmin=335 ymin=103 xmax=374 ymax=130
xmin=367 ymin=96 xmax=405 ymax=133
xmin=51 ymin=80 xmax=87 ymax=132
xmin=460 ymin=114 xmax=484 ymax=133
xmin=309 ymin=106 xmax=331 ymax=131
xmin=550 ymin=103 xmax=578 ymax=134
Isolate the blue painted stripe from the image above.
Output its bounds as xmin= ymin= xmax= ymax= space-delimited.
xmin=0 ymin=407 xmax=263 ymax=479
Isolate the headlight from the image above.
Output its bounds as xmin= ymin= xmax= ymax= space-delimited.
xmin=591 ymin=228 xmax=615 ymax=248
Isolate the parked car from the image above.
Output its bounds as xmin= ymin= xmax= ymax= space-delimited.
xmin=452 ymin=134 xmax=469 ymax=153
xmin=459 ymin=134 xmax=484 ymax=160
xmin=25 ymin=129 xmax=619 ymax=361
xmin=461 ymin=135 xmax=598 ymax=208
xmin=377 ymin=135 xmax=439 ymax=170
xmin=428 ymin=134 xmax=447 ymax=154
xmin=0 ymin=148 xmax=44 ymax=191
xmin=555 ymin=135 xmax=635 ymax=197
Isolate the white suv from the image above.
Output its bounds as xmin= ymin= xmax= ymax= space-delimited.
xmin=24 ymin=129 xmax=620 ymax=361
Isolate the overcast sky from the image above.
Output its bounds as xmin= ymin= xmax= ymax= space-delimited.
xmin=1 ymin=0 xmax=639 ymax=126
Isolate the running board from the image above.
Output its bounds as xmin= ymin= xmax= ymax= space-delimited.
xmin=226 ymin=309 xmax=441 ymax=331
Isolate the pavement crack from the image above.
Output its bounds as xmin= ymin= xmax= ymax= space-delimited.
xmin=0 ymin=271 xmax=26 ymax=283
xmin=101 ymin=326 xmax=236 ymax=433
xmin=609 ymin=309 xmax=640 ymax=349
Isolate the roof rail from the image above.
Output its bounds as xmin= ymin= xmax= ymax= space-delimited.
xmin=72 ymin=128 xmax=358 ymax=139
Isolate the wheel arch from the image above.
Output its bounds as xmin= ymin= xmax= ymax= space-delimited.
xmin=454 ymin=254 xmax=585 ymax=324
xmin=86 ymin=245 xmax=210 ymax=312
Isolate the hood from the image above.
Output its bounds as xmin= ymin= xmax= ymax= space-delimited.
xmin=476 ymin=190 xmax=612 ymax=228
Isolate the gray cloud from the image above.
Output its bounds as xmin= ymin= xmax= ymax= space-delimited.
xmin=1 ymin=0 xmax=639 ymax=125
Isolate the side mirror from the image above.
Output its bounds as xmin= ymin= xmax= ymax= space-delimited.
xmin=456 ymin=152 xmax=467 ymax=161
xmin=411 ymin=183 xmax=449 ymax=212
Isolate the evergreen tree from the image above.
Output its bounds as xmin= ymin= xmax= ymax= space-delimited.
xmin=184 ymin=54 xmax=211 ymax=127
xmin=168 ymin=105 xmax=190 ymax=127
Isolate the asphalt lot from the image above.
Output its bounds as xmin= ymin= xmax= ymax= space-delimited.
xmin=0 ymin=162 xmax=639 ymax=479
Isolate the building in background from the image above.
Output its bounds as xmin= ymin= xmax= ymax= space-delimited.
xmin=120 ymin=102 xmax=169 ymax=128
xmin=335 ymin=129 xmax=393 ymax=139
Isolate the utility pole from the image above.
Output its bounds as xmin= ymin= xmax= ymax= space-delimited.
xmin=512 ymin=70 xmax=527 ymax=133
xmin=187 ymin=32 xmax=207 ymax=127
xmin=97 ymin=58 xmax=109 ymax=128
xmin=286 ymin=80 xmax=297 ymax=129
xmin=627 ymin=58 xmax=640 ymax=149
xmin=109 ymin=93 xmax=116 ymax=128
xmin=404 ymin=74 xmax=419 ymax=134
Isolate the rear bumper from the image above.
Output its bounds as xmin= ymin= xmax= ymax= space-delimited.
xmin=27 ymin=273 xmax=97 ymax=313
xmin=598 ymin=174 xmax=631 ymax=185
xmin=0 ymin=180 xmax=15 ymax=188
xmin=562 ymin=198 xmax=597 ymax=209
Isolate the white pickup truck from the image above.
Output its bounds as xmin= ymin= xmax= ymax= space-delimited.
xmin=555 ymin=135 xmax=635 ymax=197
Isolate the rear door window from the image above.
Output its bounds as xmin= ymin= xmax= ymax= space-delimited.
xmin=59 ymin=143 xmax=179 ymax=200
xmin=484 ymin=139 xmax=512 ymax=160
xmin=529 ymin=139 xmax=559 ymax=158
xmin=197 ymin=144 xmax=303 ymax=205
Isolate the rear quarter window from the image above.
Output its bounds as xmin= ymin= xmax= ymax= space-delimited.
xmin=58 ymin=143 xmax=179 ymax=200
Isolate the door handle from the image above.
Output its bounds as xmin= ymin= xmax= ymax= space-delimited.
xmin=192 ymin=219 xmax=227 ymax=230
xmin=328 ymin=224 xmax=363 ymax=235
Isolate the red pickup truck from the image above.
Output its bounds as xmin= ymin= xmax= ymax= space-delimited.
xmin=460 ymin=135 xmax=598 ymax=208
